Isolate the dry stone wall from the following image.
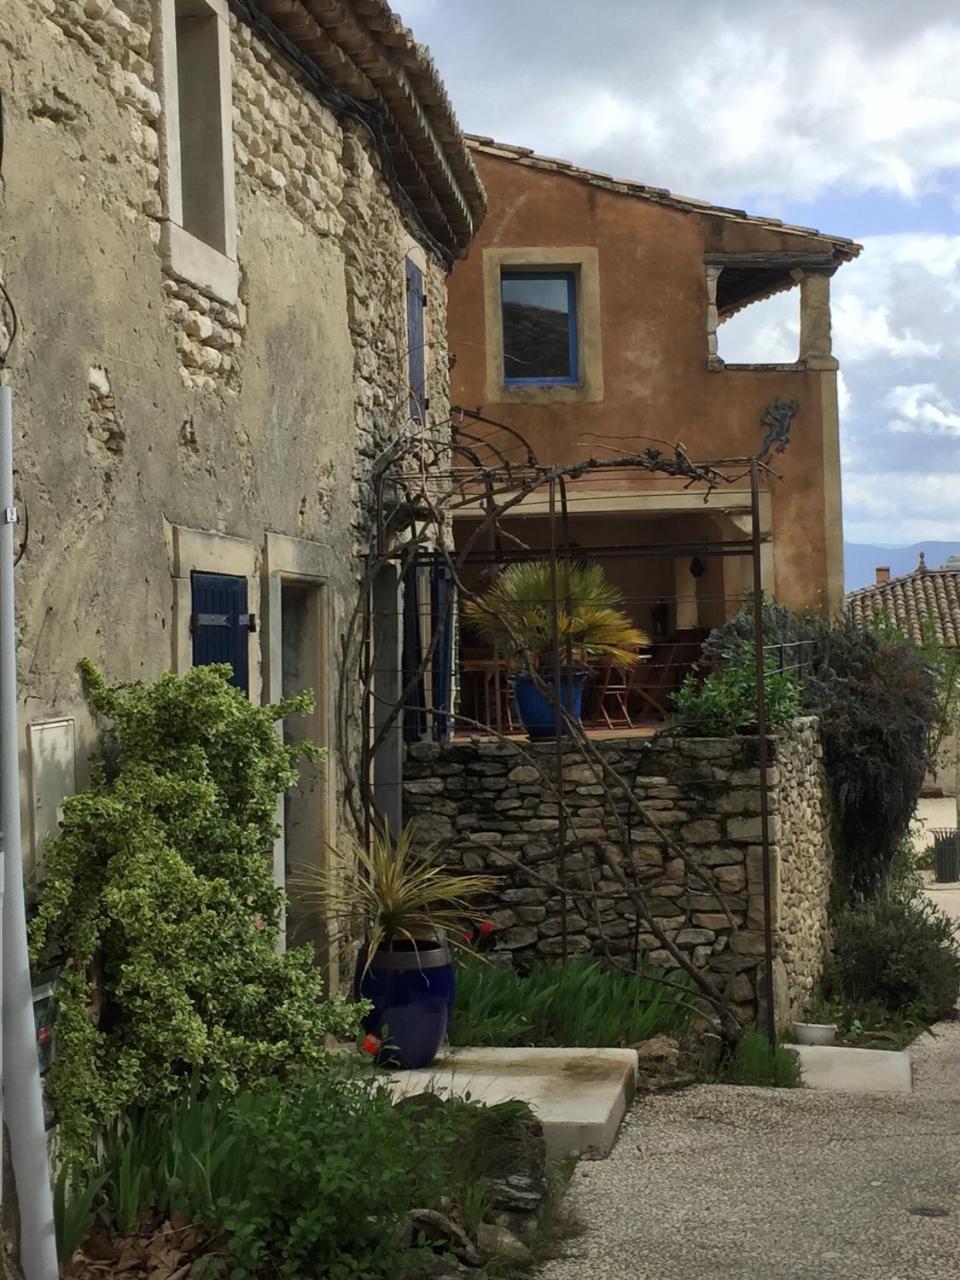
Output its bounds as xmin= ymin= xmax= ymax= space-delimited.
xmin=404 ymin=718 xmax=833 ymax=1026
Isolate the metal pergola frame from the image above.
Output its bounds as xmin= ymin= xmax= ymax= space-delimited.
xmin=342 ymin=399 xmax=802 ymax=1045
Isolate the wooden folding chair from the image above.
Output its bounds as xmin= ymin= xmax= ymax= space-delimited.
xmin=632 ymin=644 xmax=674 ymax=721
xmin=596 ymin=651 xmax=651 ymax=729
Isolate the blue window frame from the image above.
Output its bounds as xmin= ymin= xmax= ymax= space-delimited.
xmin=501 ymin=270 xmax=578 ymax=385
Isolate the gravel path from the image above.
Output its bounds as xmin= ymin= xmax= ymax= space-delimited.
xmin=539 ymin=1023 xmax=960 ymax=1280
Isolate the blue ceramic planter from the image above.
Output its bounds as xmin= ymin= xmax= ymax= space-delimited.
xmin=512 ymin=670 xmax=586 ymax=739
xmin=355 ymin=939 xmax=455 ymax=1069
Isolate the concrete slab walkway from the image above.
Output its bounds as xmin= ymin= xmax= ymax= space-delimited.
xmin=539 ymin=1023 xmax=960 ymax=1280
xmin=389 ymin=1046 xmax=637 ymax=1158
xmin=791 ymin=1042 xmax=913 ymax=1093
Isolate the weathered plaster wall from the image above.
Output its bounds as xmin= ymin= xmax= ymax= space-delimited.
xmin=0 ymin=0 xmax=450 ymax=880
xmin=403 ymin=718 xmax=833 ymax=1026
xmin=447 ymin=150 xmax=846 ymax=616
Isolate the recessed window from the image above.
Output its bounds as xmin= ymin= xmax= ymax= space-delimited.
xmin=158 ymin=0 xmax=238 ymax=301
xmin=501 ymin=271 xmax=578 ymax=385
xmin=175 ymin=0 xmax=228 ymax=253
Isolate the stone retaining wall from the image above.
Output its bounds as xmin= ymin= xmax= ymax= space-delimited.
xmin=404 ymin=718 xmax=833 ymax=1026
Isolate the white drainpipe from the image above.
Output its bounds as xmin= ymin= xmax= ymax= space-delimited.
xmin=1 ymin=383 xmax=58 ymax=1280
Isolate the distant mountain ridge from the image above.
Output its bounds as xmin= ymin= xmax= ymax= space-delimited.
xmin=844 ymin=542 xmax=960 ymax=593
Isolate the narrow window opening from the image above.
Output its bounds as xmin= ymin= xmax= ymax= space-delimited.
xmin=501 ymin=270 xmax=578 ymax=384
xmin=714 ymin=268 xmax=800 ymax=365
xmin=175 ymin=0 xmax=226 ymax=252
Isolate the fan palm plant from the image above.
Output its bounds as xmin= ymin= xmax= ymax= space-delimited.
xmin=293 ymin=824 xmax=498 ymax=976
xmin=463 ymin=560 xmax=649 ymax=670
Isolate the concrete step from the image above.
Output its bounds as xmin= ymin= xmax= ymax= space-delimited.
xmin=388 ymin=1046 xmax=638 ymax=1158
xmin=791 ymin=1043 xmax=913 ymax=1093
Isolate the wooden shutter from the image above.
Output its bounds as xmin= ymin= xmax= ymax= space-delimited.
xmin=190 ymin=571 xmax=251 ymax=695
xmin=405 ymin=257 xmax=426 ymax=424
xmin=430 ymin=564 xmax=454 ymax=742
xmin=401 ymin=564 xmax=427 ymax=742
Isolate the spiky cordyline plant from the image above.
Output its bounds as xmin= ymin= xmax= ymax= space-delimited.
xmin=294 ymin=824 xmax=499 ymax=974
xmin=463 ymin=560 xmax=649 ymax=670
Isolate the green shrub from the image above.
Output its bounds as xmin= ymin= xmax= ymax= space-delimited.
xmin=30 ymin=663 xmax=361 ymax=1167
xmin=721 ymin=1031 xmax=802 ymax=1088
xmin=57 ymin=1075 xmax=542 ymax=1279
xmin=805 ymin=996 xmax=926 ymax=1050
xmin=887 ymin=831 xmax=927 ymax=904
xmin=813 ymin=622 xmax=938 ymax=899
xmin=704 ymin=604 xmax=940 ymax=901
xmin=827 ymin=896 xmax=960 ymax=1021
xmin=448 ymin=954 xmax=695 ymax=1048
xmin=670 ymin=644 xmax=801 ymax=737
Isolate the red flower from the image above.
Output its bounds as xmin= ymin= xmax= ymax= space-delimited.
xmin=462 ymin=930 xmax=476 ymax=944
xmin=360 ymin=1033 xmax=381 ymax=1057
xmin=477 ymin=921 xmax=494 ymax=939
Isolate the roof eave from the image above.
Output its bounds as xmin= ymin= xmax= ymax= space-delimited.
xmin=467 ymin=135 xmax=861 ymax=260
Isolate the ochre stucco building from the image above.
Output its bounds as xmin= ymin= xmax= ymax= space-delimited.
xmin=447 ymin=138 xmax=860 ymax=658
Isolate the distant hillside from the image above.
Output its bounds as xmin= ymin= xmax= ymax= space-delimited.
xmin=844 ymin=542 xmax=960 ymax=593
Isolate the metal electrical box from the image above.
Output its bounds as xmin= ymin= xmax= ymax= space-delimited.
xmin=27 ymin=717 xmax=77 ymax=874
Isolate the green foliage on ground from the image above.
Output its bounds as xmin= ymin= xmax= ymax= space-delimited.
xmin=825 ymin=895 xmax=960 ymax=1022
xmin=670 ymin=644 xmax=801 ymax=737
xmin=30 ymin=662 xmax=362 ymax=1168
xmin=719 ymin=1031 xmax=803 ymax=1088
xmin=886 ymin=831 xmax=929 ymax=904
xmin=448 ymin=954 xmax=695 ymax=1048
xmin=805 ymin=996 xmax=929 ymax=1051
xmin=702 ymin=600 xmax=941 ymax=901
xmin=56 ymin=1075 xmax=545 ymax=1279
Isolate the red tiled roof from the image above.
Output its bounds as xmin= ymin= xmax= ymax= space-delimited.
xmin=846 ymin=556 xmax=960 ymax=648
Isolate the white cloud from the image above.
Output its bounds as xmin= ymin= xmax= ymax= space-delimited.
xmin=837 ymin=371 xmax=853 ymax=417
xmin=410 ymin=1 xmax=960 ymax=207
xmin=832 ymin=293 xmax=942 ymax=363
xmin=717 ymin=291 xmax=799 ymax=364
xmin=886 ymin=383 xmax=960 ymax=435
xmin=832 ymin=233 xmax=960 ymax=364
xmin=842 ymin=471 xmax=960 ymax=543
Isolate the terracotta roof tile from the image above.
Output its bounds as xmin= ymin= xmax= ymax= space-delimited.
xmin=250 ymin=1 xmax=486 ymax=255
xmin=845 ymin=559 xmax=960 ymax=649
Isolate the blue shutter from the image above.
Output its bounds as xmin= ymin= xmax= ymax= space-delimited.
xmin=190 ymin=571 xmax=250 ymax=695
xmin=401 ymin=564 xmax=427 ymax=742
xmin=431 ymin=564 xmax=454 ymax=742
xmin=405 ymin=257 xmax=426 ymax=424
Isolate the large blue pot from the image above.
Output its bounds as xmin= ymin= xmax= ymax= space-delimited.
xmin=512 ymin=670 xmax=586 ymax=739
xmin=354 ymin=939 xmax=455 ymax=1069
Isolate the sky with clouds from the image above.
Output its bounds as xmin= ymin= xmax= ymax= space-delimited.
xmin=403 ymin=0 xmax=960 ymax=548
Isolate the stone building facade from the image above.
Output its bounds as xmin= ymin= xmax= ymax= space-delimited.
xmin=404 ymin=718 xmax=833 ymax=1026
xmin=0 ymin=0 xmax=484 ymax=958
